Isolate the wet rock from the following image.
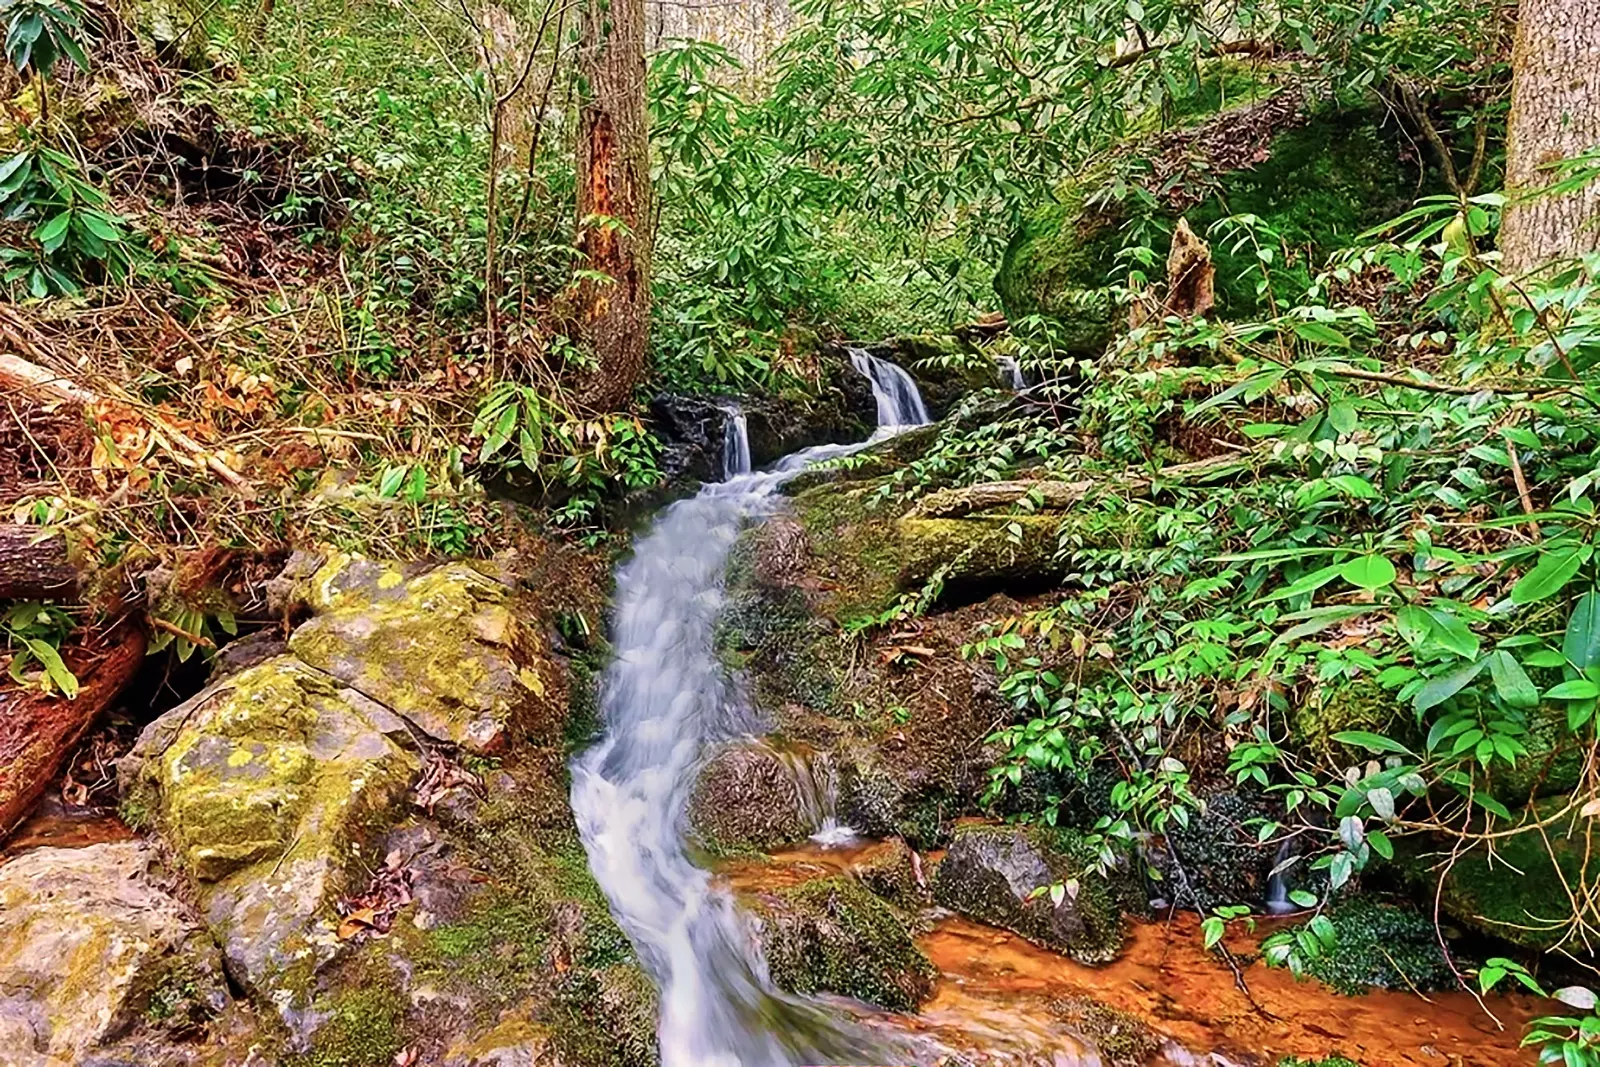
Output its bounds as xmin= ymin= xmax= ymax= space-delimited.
xmin=1047 ymin=996 xmax=1159 ymax=1067
xmin=849 ymin=836 xmax=929 ymax=907
xmin=687 ymin=741 xmax=825 ymax=854
xmin=747 ymin=876 xmax=936 ymax=1011
xmin=933 ymin=824 xmax=1125 ymax=964
xmin=1152 ymin=791 xmax=1277 ymax=912
xmin=441 ymin=1001 xmax=557 ymax=1067
xmin=0 ymin=841 xmax=227 ymax=1066
xmin=121 ymin=656 xmax=418 ymax=1028
xmin=289 ymin=556 xmax=556 ymax=753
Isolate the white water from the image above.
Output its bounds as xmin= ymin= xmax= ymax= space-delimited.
xmin=997 ymin=354 xmax=1028 ymax=391
xmin=1264 ymin=839 xmax=1299 ymax=915
xmin=571 ymin=357 xmax=933 ymax=1066
xmin=721 ymin=404 xmax=752 ymax=479
xmin=849 ymin=347 xmax=931 ymax=428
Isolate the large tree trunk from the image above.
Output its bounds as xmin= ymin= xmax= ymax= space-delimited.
xmin=1500 ymin=0 xmax=1600 ymax=274
xmin=574 ymin=0 xmax=653 ymax=411
xmin=0 ymin=623 xmax=145 ymax=838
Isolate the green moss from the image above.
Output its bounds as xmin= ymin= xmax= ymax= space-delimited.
xmin=1298 ymin=899 xmax=1454 ymax=996
xmin=550 ymin=965 xmax=660 ymax=1067
xmin=293 ymin=984 xmax=406 ymax=1067
xmin=793 ymin=479 xmax=908 ymax=621
xmin=1434 ymin=797 xmax=1599 ymax=949
xmin=1047 ymin=996 xmax=1159 ymax=1067
xmin=750 ymin=877 xmax=936 ymax=1011
xmin=1294 ymin=675 xmax=1408 ymax=766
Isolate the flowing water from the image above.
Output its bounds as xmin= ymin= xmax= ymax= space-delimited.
xmin=571 ymin=358 xmax=930 ymax=1066
xmin=997 ymin=354 xmax=1028 ymax=391
xmin=721 ymin=404 xmax=752 ymax=479
xmin=850 ymin=346 xmax=931 ymax=428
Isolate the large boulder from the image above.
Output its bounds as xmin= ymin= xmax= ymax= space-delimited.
xmin=746 ymin=876 xmax=936 ymax=1011
xmin=933 ymin=824 xmax=1126 ymax=964
xmin=122 ymin=657 xmax=418 ymax=1028
xmin=0 ymin=842 xmax=228 ymax=1066
xmin=288 ymin=556 xmax=558 ymax=753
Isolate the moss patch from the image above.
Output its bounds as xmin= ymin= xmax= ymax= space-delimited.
xmin=291 ymin=984 xmax=406 ymax=1067
xmin=748 ymin=876 xmax=936 ymax=1011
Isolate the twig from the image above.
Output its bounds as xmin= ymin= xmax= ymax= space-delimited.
xmin=148 ymin=616 xmax=215 ymax=649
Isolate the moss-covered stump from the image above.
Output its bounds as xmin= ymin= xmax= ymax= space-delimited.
xmin=1428 ymin=797 xmax=1600 ymax=950
xmin=933 ymin=824 xmax=1126 ymax=964
xmin=996 ymin=98 xmax=1423 ymax=328
xmin=687 ymin=741 xmax=829 ymax=855
xmin=290 ymin=555 xmax=559 ymax=754
xmin=0 ymin=841 xmax=230 ymax=1064
xmin=747 ymin=876 xmax=936 ymax=1011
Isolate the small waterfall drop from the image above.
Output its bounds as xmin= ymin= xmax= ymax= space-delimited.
xmin=720 ymin=403 xmax=751 ymax=479
xmin=848 ymin=347 xmax=930 ymax=430
xmin=996 ymin=354 xmax=1028 ymax=391
xmin=1264 ymin=839 xmax=1299 ymax=915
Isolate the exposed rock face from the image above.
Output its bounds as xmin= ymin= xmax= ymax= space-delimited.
xmin=933 ymin=824 xmax=1125 ymax=964
xmin=0 ymin=842 xmax=227 ymax=1066
xmin=747 ymin=876 xmax=936 ymax=1011
xmin=289 ymin=556 xmax=556 ymax=754
xmin=123 ymin=657 xmax=418 ymax=1025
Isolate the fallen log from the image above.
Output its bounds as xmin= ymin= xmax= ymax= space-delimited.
xmin=0 ymin=623 xmax=146 ymax=838
xmin=0 ymin=526 xmax=78 ymax=601
xmin=905 ymin=452 xmax=1274 ymax=520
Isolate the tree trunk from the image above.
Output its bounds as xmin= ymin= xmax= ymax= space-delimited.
xmin=0 ymin=623 xmax=145 ymax=838
xmin=0 ymin=527 xmax=78 ymax=601
xmin=1500 ymin=0 xmax=1600 ymax=274
xmin=574 ymin=0 xmax=653 ymax=411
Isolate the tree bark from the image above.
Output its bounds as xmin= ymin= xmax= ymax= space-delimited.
xmin=0 ymin=527 xmax=78 ymax=601
xmin=575 ymin=0 xmax=653 ymax=411
xmin=1501 ymin=0 xmax=1600 ymax=274
xmin=0 ymin=623 xmax=146 ymax=838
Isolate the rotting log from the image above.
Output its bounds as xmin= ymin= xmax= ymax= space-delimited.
xmin=0 ymin=623 xmax=146 ymax=838
xmin=0 ymin=526 xmax=78 ymax=601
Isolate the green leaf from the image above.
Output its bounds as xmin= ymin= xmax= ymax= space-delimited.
xmin=1395 ymin=604 xmax=1432 ymax=646
xmin=1329 ymin=730 xmax=1414 ymax=756
xmin=35 ymin=210 xmax=69 ymax=252
xmin=21 ymin=636 xmax=77 ymax=698
xmin=1331 ymin=474 xmax=1379 ymax=499
xmin=1340 ymin=555 xmax=1396 ymax=590
xmin=1327 ymin=402 xmax=1358 ymax=435
xmin=1511 ymin=546 xmax=1587 ymax=606
xmin=1425 ymin=607 xmax=1481 ymax=659
xmin=1414 ymin=657 xmax=1488 ymax=713
xmin=1488 ymin=650 xmax=1540 ymax=708
xmin=1294 ymin=321 xmax=1351 ymax=347
xmin=1547 ymin=679 xmax=1600 ymax=700
xmin=1288 ymin=889 xmax=1318 ymax=908
xmin=1564 ymin=592 xmax=1600 ymax=670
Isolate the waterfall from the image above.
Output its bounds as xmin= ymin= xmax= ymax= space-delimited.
xmin=996 ymin=354 xmax=1027 ymax=391
xmin=1265 ymin=839 xmax=1299 ymax=915
xmin=570 ymin=362 xmax=942 ymax=1065
xmin=720 ymin=404 xmax=751 ymax=479
xmin=848 ymin=347 xmax=930 ymax=430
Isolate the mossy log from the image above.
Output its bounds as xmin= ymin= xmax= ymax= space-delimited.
xmin=0 ymin=623 xmax=146 ymax=837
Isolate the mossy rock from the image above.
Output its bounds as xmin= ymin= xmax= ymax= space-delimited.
xmin=122 ymin=656 xmax=418 ymax=1021
xmin=1048 ymin=996 xmax=1160 ymax=1067
xmin=549 ymin=965 xmax=660 ymax=1067
xmin=1482 ymin=704 xmax=1585 ymax=805
xmin=748 ymin=876 xmax=937 ymax=1011
xmin=849 ymin=837 xmax=930 ymax=908
xmin=1293 ymin=675 xmax=1411 ymax=767
xmin=1430 ymin=797 xmax=1600 ymax=950
xmin=687 ymin=741 xmax=828 ymax=855
xmin=933 ymin=824 xmax=1126 ymax=964
xmin=996 ymin=101 xmax=1423 ymax=326
xmin=289 ymin=556 xmax=559 ymax=754
xmin=1297 ymin=898 xmax=1455 ymax=996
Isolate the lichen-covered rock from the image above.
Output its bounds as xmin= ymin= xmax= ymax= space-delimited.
xmin=687 ymin=742 xmax=827 ymax=854
xmin=747 ymin=876 xmax=936 ymax=1011
xmin=122 ymin=656 xmax=418 ymax=1025
xmin=0 ymin=842 xmax=228 ymax=1066
xmin=933 ymin=824 xmax=1125 ymax=964
xmin=289 ymin=556 xmax=554 ymax=753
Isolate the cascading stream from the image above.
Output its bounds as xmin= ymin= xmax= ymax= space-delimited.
xmin=571 ymin=357 xmax=930 ymax=1066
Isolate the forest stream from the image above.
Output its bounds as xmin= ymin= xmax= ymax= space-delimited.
xmin=570 ymin=357 xmax=1538 ymax=1067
